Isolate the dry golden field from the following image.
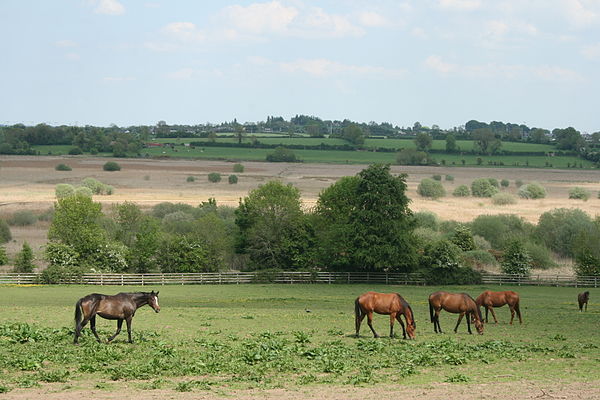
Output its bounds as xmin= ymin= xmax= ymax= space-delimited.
xmin=1 ymin=155 xmax=599 ymax=269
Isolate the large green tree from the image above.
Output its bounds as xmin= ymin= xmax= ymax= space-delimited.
xmin=315 ymin=164 xmax=418 ymax=272
xmin=414 ymin=132 xmax=432 ymax=151
xmin=473 ymin=128 xmax=502 ymax=155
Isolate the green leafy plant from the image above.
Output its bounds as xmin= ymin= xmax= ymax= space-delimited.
xmin=103 ymin=161 xmax=121 ymax=171
xmin=518 ymin=182 xmax=546 ymax=199
xmin=55 ymin=163 xmax=72 ymax=171
xmin=417 ymin=178 xmax=446 ymax=199
xmin=471 ymin=178 xmax=499 ymax=197
xmin=233 ymin=163 xmax=245 ymax=173
xmin=208 ymin=172 xmax=221 ymax=183
xmin=568 ymin=187 xmax=590 ymax=201
xmin=452 ymin=185 xmax=470 ymax=197
xmin=228 ymin=174 xmax=238 ymax=184
xmin=492 ymin=193 xmax=517 ymax=205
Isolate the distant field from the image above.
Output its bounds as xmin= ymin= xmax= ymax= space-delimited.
xmin=0 ymin=284 xmax=597 ymax=397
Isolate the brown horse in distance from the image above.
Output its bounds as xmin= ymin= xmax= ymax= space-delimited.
xmin=355 ymin=292 xmax=416 ymax=339
xmin=578 ymin=291 xmax=589 ymax=311
xmin=429 ymin=291 xmax=484 ymax=335
xmin=74 ymin=291 xmax=160 ymax=344
xmin=475 ymin=290 xmax=522 ymax=324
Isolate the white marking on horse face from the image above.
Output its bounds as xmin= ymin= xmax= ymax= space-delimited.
xmin=154 ymin=295 xmax=160 ymax=309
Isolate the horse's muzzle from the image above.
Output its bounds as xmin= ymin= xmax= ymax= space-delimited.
xmin=154 ymin=308 xmax=160 ymax=313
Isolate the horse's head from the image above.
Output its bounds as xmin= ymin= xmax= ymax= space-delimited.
xmin=149 ymin=291 xmax=160 ymax=313
xmin=474 ymin=313 xmax=484 ymax=335
xmin=406 ymin=319 xmax=416 ymax=339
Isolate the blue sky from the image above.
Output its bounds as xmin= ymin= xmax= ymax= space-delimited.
xmin=1 ymin=0 xmax=599 ymax=133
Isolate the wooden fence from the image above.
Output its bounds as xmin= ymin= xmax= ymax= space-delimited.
xmin=0 ymin=271 xmax=599 ymax=287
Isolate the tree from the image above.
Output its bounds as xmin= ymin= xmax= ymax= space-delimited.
xmin=342 ymin=124 xmax=365 ymax=145
xmin=235 ymin=181 xmax=310 ymax=270
xmin=234 ymin=122 xmax=245 ymax=144
xmin=445 ymin=133 xmax=457 ymax=152
xmin=501 ymin=240 xmax=532 ymax=276
xmin=553 ymin=127 xmax=584 ymax=151
xmin=473 ymin=128 xmax=501 ymax=155
xmin=315 ymin=164 xmax=418 ymax=272
xmin=414 ymin=132 xmax=432 ymax=151
xmin=0 ymin=219 xmax=11 ymax=244
xmin=0 ymin=246 xmax=8 ymax=265
xmin=13 ymin=242 xmax=35 ymax=273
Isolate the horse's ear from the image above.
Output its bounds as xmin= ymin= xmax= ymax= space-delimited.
xmin=156 ymin=291 xmax=159 ymax=296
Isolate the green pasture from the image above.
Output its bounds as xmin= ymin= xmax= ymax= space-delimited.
xmin=0 ymin=284 xmax=598 ymax=393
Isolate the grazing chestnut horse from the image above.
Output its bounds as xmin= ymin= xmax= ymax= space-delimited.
xmin=578 ymin=291 xmax=589 ymax=312
xmin=355 ymin=292 xmax=416 ymax=339
xmin=429 ymin=291 xmax=483 ymax=335
xmin=475 ymin=290 xmax=522 ymax=324
xmin=74 ymin=291 xmax=160 ymax=344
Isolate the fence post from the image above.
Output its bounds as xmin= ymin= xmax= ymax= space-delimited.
xmin=141 ymin=274 xmax=144 ymax=286
xmin=347 ymin=272 xmax=350 ymax=284
xmin=385 ymin=273 xmax=389 ymax=285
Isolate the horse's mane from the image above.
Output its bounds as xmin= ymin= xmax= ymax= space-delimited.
xmin=463 ymin=293 xmax=483 ymax=321
xmin=396 ymin=294 xmax=416 ymax=327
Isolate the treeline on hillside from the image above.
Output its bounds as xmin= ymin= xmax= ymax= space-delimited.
xmin=1 ymin=164 xmax=599 ymax=283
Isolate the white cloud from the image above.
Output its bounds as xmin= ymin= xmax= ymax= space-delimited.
xmin=280 ymin=58 xmax=405 ymax=78
xmin=424 ymin=55 xmax=456 ymax=74
xmin=221 ymin=1 xmax=298 ymax=34
xmin=301 ymin=7 xmax=364 ymax=38
xmin=93 ymin=0 xmax=125 ymax=15
xmin=66 ymin=53 xmax=80 ymax=61
xmin=357 ymin=11 xmax=390 ymax=27
xmin=562 ymin=0 xmax=598 ymax=27
xmin=162 ymin=22 xmax=205 ymax=42
xmin=437 ymin=0 xmax=481 ymax=11
xmin=581 ymin=43 xmax=600 ymax=59
xmin=166 ymin=68 xmax=224 ymax=80
xmin=103 ymin=76 xmax=135 ymax=82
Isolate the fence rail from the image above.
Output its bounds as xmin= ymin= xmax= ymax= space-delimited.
xmin=0 ymin=271 xmax=599 ymax=287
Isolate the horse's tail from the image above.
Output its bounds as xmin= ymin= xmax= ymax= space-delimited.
xmin=74 ymin=298 xmax=83 ymax=330
xmin=514 ymin=298 xmax=522 ymax=322
xmin=354 ymin=297 xmax=362 ymax=333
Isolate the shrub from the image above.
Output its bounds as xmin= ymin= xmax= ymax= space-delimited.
xmin=515 ymin=179 xmax=523 ymax=188
xmin=500 ymin=179 xmax=509 ymax=188
xmin=38 ymin=264 xmax=86 ymax=284
xmin=0 ymin=246 xmax=8 ymax=265
xmin=417 ymin=178 xmax=446 ymax=199
xmin=491 ymin=193 xmax=517 ymax=205
xmin=266 ymin=146 xmax=297 ymax=162
xmin=13 ymin=242 xmax=35 ymax=273
xmin=501 ymin=240 xmax=532 ymax=276
xmin=471 ymin=178 xmax=499 ymax=197
xmin=151 ymin=202 xmax=195 ymax=219
xmin=82 ymin=178 xmax=104 ymax=194
xmin=0 ymin=219 xmax=12 ymax=243
xmin=103 ymin=161 xmax=121 ymax=171
xmin=55 ymin=163 xmax=72 ymax=171
xmin=569 ymin=187 xmax=590 ymax=201
xmin=157 ymin=236 xmax=216 ymax=273
xmin=68 ymin=147 xmax=83 ymax=155
xmin=523 ymin=241 xmax=557 ymax=270
xmin=574 ymin=250 xmax=600 ymax=276
xmin=536 ymin=208 xmax=594 ymax=257
xmin=396 ymin=149 xmax=432 ymax=165
xmin=450 ymin=225 xmax=476 ymax=251
xmin=55 ymin=184 xmax=75 ymax=199
xmin=45 ymin=242 xmax=79 ymax=268
xmin=518 ymin=182 xmax=546 ymax=199
xmin=162 ymin=211 xmax=195 ymax=234
xmin=488 ymin=178 xmax=499 ymax=188
xmin=461 ymin=250 xmax=498 ymax=269
xmin=471 ymin=214 xmax=533 ymax=249
xmin=452 ymin=185 xmax=470 ymax=197
xmin=208 ymin=172 xmax=222 ymax=183
xmin=413 ymin=211 xmax=439 ymax=230
xmin=233 ymin=163 xmax=245 ymax=173
xmin=473 ymin=235 xmax=492 ymax=250
xmin=105 ymin=185 xmax=114 ymax=195
xmin=228 ymin=174 xmax=238 ymax=184
xmin=432 ymin=174 xmax=442 ymax=181
xmin=186 ymin=176 xmax=196 ymax=182
xmin=445 ymin=175 xmax=454 ymax=182
xmin=8 ymin=210 xmax=37 ymax=226
xmin=414 ymin=227 xmax=443 ymax=244
xmin=74 ymin=186 xmax=93 ymax=197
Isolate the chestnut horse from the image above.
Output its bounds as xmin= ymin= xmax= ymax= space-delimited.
xmin=429 ymin=291 xmax=483 ymax=335
xmin=578 ymin=291 xmax=589 ymax=312
xmin=355 ymin=292 xmax=416 ymax=339
xmin=475 ymin=290 xmax=522 ymax=324
xmin=74 ymin=291 xmax=160 ymax=344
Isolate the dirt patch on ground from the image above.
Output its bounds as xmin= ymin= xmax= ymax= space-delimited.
xmin=3 ymin=380 xmax=600 ymax=400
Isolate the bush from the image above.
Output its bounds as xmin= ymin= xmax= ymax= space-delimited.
xmin=151 ymin=202 xmax=195 ymax=219
xmin=523 ymin=241 xmax=557 ymax=270
xmin=13 ymin=242 xmax=35 ymax=273
xmin=450 ymin=225 xmax=476 ymax=251
xmin=488 ymin=178 xmax=499 ymax=188
xmin=0 ymin=219 xmax=12 ymax=244
xmin=414 ymin=227 xmax=443 ymax=244
xmin=103 ymin=161 xmax=121 ymax=171
xmin=233 ymin=163 xmax=245 ymax=173
xmin=501 ymin=240 xmax=532 ymax=276
xmin=396 ymin=149 xmax=433 ymax=165
xmin=413 ymin=211 xmax=439 ymax=230
xmin=0 ymin=246 xmax=8 ymax=265
xmin=452 ymin=185 xmax=470 ymax=197
xmin=82 ymin=178 xmax=104 ymax=194
xmin=55 ymin=184 xmax=75 ymax=199
xmin=186 ymin=176 xmax=196 ymax=182
xmin=417 ymin=178 xmax=446 ymax=199
xmin=208 ymin=172 xmax=222 ymax=183
xmin=536 ymin=208 xmax=594 ymax=257
xmin=228 ymin=174 xmax=238 ymax=184
xmin=518 ymin=182 xmax=546 ymax=199
xmin=45 ymin=242 xmax=79 ymax=268
xmin=471 ymin=214 xmax=533 ymax=249
xmin=55 ymin=163 xmax=72 ymax=171
xmin=500 ymin=179 xmax=509 ymax=188
xmin=266 ymin=146 xmax=297 ymax=162
xmin=432 ymin=174 xmax=442 ymax=181
xmin=491 ymin=193 xmax=517 ymax=205
xmin=461 ymin=250 xmax=498 ymax=269
xmin=569 ymin=187 xmax=590 ymax=201
xmin=471 ymin=178 xmax=499 ymax=197
xmin=68 ymin=147 xmax=83 ymax=155
xmin=8 ymin=211 xmax=37 ymax=226
xmin=574 ymin=250 xmax=600 ymax=276
xmin=515 ymin=179 xmax=523 ymax=188
xmin=445 ymin=175 xmax=454 ymax=182
xmin=38 ymin=264 xmax=86 ymax=284
xmin=473 ymin=235 xmax=492 ymax=250
xmin=74 ymin=186 xmax=93 ymax=197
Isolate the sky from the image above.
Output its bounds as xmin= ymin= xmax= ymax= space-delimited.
xmin=1 ymin=0 xmax=599 ymax=133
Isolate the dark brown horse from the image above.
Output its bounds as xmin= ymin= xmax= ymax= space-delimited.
xmin=355 ymin=292 xmax=416 ymax=339
xmin=74 ymin=291 xmax=160 ymax=344
xmin=429 ymin=291 xmax=483 ymax=335
xmin=578 ymin=291 xmax=589 ymax=312
xmin=475 ymin=290 xmax=522 ymax=324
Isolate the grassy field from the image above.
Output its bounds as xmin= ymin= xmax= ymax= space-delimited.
xmin=0 ymin=284 xmax=597 ymax=394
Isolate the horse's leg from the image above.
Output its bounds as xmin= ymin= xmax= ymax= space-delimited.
xmin=389 ymin=313 xmax=395 ymax=338
xmin=434 ymin=309 xmax=442 ymax=334
xmin=125 ymin=317 xmax=133 ymax=343
xmin=89 ymin=315 xmax=102 ymax=343
xmin=366 ymin=312 xmax=379 ymax=338
xmin=509 ymin=305 xmax=515 ymax=325
xmin=585 ymin=301 xmax=588 ymax=312
xmin=396 ymin=314 xmax=406 ymax=339
xmin=466 ymin=312 xmax=472 ymax=334
xmin=489 ymin=307 xmax=499 ymax=324
xmin=485 ymin=306 xmax=489 ymax=323
xmin=356 ymin=313 xmax=366 ymax=337
xmin=107 ymin=319 xmax=123 ymax=342
xmin=454 ymin=312 xmax=464 ymax=333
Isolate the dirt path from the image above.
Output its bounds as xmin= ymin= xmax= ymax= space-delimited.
xmin=3 ymin=380 xmax=599 ymax=400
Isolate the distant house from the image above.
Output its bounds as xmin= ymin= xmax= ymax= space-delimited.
xmin=145 ymin=142 xmax=163 ymax=147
